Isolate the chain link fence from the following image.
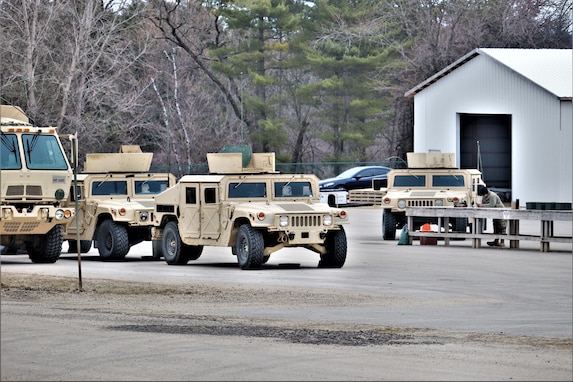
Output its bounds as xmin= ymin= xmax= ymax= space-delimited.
xmin=151 ymin=157 xmax=408 ymax=180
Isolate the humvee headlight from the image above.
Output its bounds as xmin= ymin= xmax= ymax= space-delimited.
xmin=323 ymin=215 xmax=333 ymax=226
xmin=139 ymin=211 xmax=149 ymax=222
xmin=398 ymin=200 xmax=406 ymax=209
xmin=55 ymin=209 xmax=65 ymax=220
xmin=119 ymin=208 xmax=127 ymax=216
xmin=279 ymin=216 xmax=289 ymax=227
xmin=54 ymin=189 xmax=65 ymax=200
xmin=435 ymin=200 xmax=444 ymax=206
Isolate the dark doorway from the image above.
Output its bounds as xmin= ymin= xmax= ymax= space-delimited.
xmin=460 ymin=114 xmax=511 ymax=200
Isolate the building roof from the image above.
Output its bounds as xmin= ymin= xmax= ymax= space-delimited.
xmin=405 ymin=48 xmax=572 ymax=100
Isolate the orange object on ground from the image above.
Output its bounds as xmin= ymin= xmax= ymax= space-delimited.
xmin=420 ymin=223 xmax=437 ymax=245
xmin=421 ymin=223 xmax=432 ymax=232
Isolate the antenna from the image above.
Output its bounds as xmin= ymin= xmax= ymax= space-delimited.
xmin=476 ymin=141 xmax=483 ymax=174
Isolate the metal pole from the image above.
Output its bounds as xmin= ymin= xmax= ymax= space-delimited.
xmin=240 ymin=72 xmax=244 ymax=142
xmin=71 ymin=133 xmax=82 ymax=291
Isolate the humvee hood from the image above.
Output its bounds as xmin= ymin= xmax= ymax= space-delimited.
xmin=234 ymin=202 xmax=341 ymax=214
xmin=98 ymin=198 xmax=152 ymax=210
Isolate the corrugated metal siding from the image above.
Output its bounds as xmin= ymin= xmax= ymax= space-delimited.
xmin=407 ymin=48 xmax=572 ymax=99
xmin=480 ymin=48 xmax=572 ymax=98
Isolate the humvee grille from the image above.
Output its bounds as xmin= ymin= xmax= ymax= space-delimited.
xmin=6 ymin=185 xmax=42 ymax=197
xmin=1 ymin=221 xmax=40 ymax=233
xmin=6 ymin=185 xmax=24 ymax=196
xmin=27 ymin=186 xmax=42 ymax=196
xmin=290 ymin=215 xmax=323 ymax=227
xmin=407 ymin=200 xmax=434 ymax=207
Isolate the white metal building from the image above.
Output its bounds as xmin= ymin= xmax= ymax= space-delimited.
xmin=405 ymin=48 xmax=572 ymax=204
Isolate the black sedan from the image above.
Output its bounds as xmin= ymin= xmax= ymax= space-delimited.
xmin=319 ymin=166 xmax=392 ymax=191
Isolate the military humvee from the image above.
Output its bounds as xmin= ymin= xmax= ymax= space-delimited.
xmin=0 ymin=105 xmax=76 ymax=263
xmin=63 ymin=145 xmax=176 ymax=260
xmin=151 ymin=151 xmax=349 ymax=269
xmin=381 ymin=152 xmax=486 ymax=240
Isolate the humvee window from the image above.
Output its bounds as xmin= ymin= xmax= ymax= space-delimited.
xmin=135 ymin=180 xmax=169 ymax=195
xmin=0 ymin=134 xmax=22 ymax=170
xmin=228 ymin=182 xmax=266 ymax=198
xmin=274 ymin=181 xmax=312 ymax=197
xmin=22 ymin=134 xmax=68 ymax=170
xmin=393 ymin=175 xmax=426 ymax=187
xmin=204 ymin=187 xmax=217 ymax=203
xmin=432 ymin=175 xmax=465 ymax=187
xmin=185 ymin=187 xmax=197 ymax=204
xmin=92 ymin=181 xmax=127 ymax=195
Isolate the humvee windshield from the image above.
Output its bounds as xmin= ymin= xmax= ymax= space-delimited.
xmin=22 ymin=134 xmax=68 ymax=170
xmin=393 ymin=175 xmax=426 ymax=187
xmin=0 ymin=134 xmax=22 ymax=170
xmin=135 ymin=180 xmax=169 ymax=195
xmin=92 ymin=181 xmax=128 ymax=196
xmin=228 ymin=182 xmax=267 ymax=198
xmin=393 ymin=174 xmax=466 ymax=188
xmin=432 ymin=175 xmax=465 ymax=187
xmin=274 ymin=181 xmax=312 ymax=198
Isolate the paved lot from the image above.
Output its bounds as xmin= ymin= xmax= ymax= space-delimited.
xmin=1 ymin=207 xmax=572 ymax=381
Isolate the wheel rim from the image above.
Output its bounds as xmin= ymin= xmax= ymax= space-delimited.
xmin=237 ymin=234 xmax=248 ymax=264
xmin=165 ymin=231 xmax=177 ymax=258
xmin=103 ymin=231 xmax=113 ymax=250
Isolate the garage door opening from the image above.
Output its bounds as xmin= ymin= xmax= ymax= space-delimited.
xmin=459 ymin=114 xmax=512 ymax=201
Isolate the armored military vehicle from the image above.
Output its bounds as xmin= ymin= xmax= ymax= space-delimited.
xmin=63 ymin=145 xmax=176 ymax=260
xmin=0 ymin=105 xmax=76 ymax=263
xmin=151 ymin=151 xmax=349 ymax=269
xmin=380 ymin=152 xmax=486 ymax=240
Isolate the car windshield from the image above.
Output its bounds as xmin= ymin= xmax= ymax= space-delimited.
xmin=335 ymin=167 xmax=388 ymax=179
xmin=336 ymin=168 xmax=366 ymax=178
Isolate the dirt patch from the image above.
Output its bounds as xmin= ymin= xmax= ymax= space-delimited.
xmin=2 ymin=272 xmax=571 ymax=350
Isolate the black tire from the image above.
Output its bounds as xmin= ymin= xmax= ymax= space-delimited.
xmin=67 ymin=240 xmax=77 ymax=253
xmin=382 ymin=209 xmax=397 ymax=240
xmin=68 ymin=240 xmax=92 ymax=253
xmin=162 ymin=221 xmax=198 ymax=265
xmin=453 ymin=217 xmax=468 ymax=233
xmin=96 ymin=220 xmax=129 ymax=260
xmin=185 ymin=245 xmax=204 ymax=261
xmin=235 ymin=224 xmax=264 ymax=270
xmin=26 ymin=225 xmax=63 ymax=263
xmin=1 ymin=243 xmax=22 ymax=255
xmin=151 ymin=240 xmax=163 ymax=259
xmin=80 ymin=240 xmax=92 ymax=253
xmin=319 ymin=227 xmax=347 ymax=268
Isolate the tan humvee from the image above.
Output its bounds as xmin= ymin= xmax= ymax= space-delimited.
xmin=380 ymin=152 xmax=486 ymax=240
xmin=151 ymin=152 xmax=349 ymax=269
xmin=63 ymin=145 xmax=176 ymax=260
xmin=0 ymin=105 xmax=76 ymax=263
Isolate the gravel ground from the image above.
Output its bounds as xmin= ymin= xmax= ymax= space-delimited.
xmin=2 ymin=272 xmax=572 ymax=381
